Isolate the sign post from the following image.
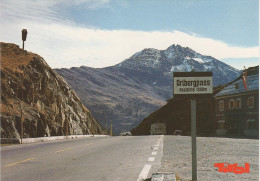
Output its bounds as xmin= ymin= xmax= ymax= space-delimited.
xmin=191 ymin=99 xmax=197 ymax=180
xmin=173 ymin=72 xmax=213 ymax=181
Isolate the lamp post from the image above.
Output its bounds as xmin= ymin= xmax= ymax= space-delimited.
xmin=21 ymin=29 xmax=27 ymax=50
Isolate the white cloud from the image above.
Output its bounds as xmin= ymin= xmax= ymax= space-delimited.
xmin=0 ymin=0 xmax=258 ymax=69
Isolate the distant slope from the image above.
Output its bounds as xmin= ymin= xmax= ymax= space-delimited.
xmin=131 ymin=95 xmax=216 ymax=136
xmin=1 ymin=42 xmax=103 ymax=138
xmin=56 ymin=66 xmax=164 ymax=135
xmin=56 ymin=44 xmax=240 ymax=135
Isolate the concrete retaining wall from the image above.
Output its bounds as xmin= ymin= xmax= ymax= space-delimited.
xmin=1 ymin=135 xmax=107 ymax=144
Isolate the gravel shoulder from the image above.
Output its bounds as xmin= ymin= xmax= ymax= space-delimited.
xmin=159 ymin=136 xmax=259 ymax=181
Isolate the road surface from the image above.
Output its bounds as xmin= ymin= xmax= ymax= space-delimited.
xmin=159 ymin=136 xmax=259 ymax=181
xmin=1 ymin=136 xmax=164 ymax=181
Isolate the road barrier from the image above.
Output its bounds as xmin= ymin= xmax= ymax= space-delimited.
xmin=1 ymin=135 xmax=107 ymax=144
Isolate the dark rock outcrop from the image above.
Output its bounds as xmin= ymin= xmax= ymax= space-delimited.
xmin=1 ymin=42 xmax=103 ymax=138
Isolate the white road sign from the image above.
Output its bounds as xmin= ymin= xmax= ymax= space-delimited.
xmin=173 ymin=72 xmax=213 ymax=95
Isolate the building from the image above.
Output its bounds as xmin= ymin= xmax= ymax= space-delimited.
xmin=214 ymin=71 xmax=259 ymax=137
xmin=150 ymin=123 xmax=166 ymax=135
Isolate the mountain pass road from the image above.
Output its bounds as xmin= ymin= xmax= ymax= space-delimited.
xmin=1 ymin=136 xmax=164 ymax=181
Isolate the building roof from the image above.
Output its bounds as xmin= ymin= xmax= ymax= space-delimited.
xmin=215 ymin=74 xmax=259 ymax=97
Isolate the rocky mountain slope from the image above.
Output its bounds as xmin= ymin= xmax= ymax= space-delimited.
xmin=56 ymin=44 xmax=240 ymax=135
xmin=1 ymin=42 xmax=103 ymax=138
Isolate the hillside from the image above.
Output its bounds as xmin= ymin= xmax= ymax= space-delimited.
xmin=56 ymin=44 xmax=240 ymax=135
xmin=1 ymin=42 xmax=103 ymax=138
xmin=131 ymin=95 xmax=215 ymax=136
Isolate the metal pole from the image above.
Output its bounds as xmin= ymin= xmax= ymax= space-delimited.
xmin=110 ymin=121 xmax=112 ymax=136
xmin=36 ymin=119 xmax=37 ymax=138
xmin=106 ymin=119 xmax=107 ymax=137
xmin=22 ymin=41 xmax=24 ymax=50
xmin=20 ymin=75 xmax=24 ymax=144
xmin=20 ymin=102 xmax=23 ymax=144
xmin=191 ymin=99 xmax=197 ymax=181
xmin=66 ymin=111 xmax=69 ymax=139
xmin=69 ymin=111 xmax=71 ymax=137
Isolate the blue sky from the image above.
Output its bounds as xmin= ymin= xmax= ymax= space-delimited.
xmin=68 ymin=0 xmax=258 ymax=46
xmin=0 ymin=0 xmax=259 ymax=69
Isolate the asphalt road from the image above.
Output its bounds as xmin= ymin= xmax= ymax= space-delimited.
xmin=1 ymin=136 xmax=164 ymax=181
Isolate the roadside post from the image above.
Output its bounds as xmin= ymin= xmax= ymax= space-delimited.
xmin=106 ymin=115 xmax=107 ymax=136
xmin=173 ymin=72 xmax=213 ymax=181
xmin=66 ymin=109 xmax=70 ymax=139
xmin=110 ymin=120 xmax=112 ymax=136
xmin=21 ymin=29 xmax=27 ymax=50
xmin=20 ymin=102 xmax=23 ymax=144
xmin=20 ymin=74 xmax=24 ymax=144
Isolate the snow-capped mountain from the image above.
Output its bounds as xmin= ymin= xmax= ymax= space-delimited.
xmin=56 ymin=44 xmax=240 ymax=135
xmin=116 ymin=44 xmax=239 ymax=86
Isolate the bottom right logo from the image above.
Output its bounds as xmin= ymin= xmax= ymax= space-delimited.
xmin=214 ymin=163 xmax=250 ymax=174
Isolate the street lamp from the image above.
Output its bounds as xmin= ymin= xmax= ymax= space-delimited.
xmin=21 ymin=29 xmax=27 ymax=50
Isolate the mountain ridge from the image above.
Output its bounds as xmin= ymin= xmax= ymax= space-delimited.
xmin=56 ymin=44 xmax=240 ymax=134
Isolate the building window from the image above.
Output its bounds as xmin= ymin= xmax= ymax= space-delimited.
xmin=229 ymin=99 xmax=235 ymax=110
xmin=236 ymin=98 xmax=241 ymax=109
xmin=235 ymin=83 xmax=239 ymax=89
xmin=247 ymin=97 xmax=254 ymax=108
xmin=219 ymin=100 xmax=224 ymax=111
xmin=246 ymin=119 xmax=255 ymax=129
xmin=218 ymin=120 xmax=225 ymax=129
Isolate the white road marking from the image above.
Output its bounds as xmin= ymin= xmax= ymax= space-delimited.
xmin=152 ymin=151 xmax=157 ymax=156
xmin=148 ymin=157 xmax=155 ymax=161
xmin=137 ymin=164 xmax=152 ymax=181
xmin=137 ymin=136 xmax=164 ymax=181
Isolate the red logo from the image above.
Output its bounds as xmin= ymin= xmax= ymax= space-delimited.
xmin=214 ymin=163 xmax=250 ymax=174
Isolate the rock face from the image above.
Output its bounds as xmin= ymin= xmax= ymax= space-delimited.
xmin=55 ymin=44 xmax=240 ymax=135
xmin=1 ymin=42 xmax=103 ymax=138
